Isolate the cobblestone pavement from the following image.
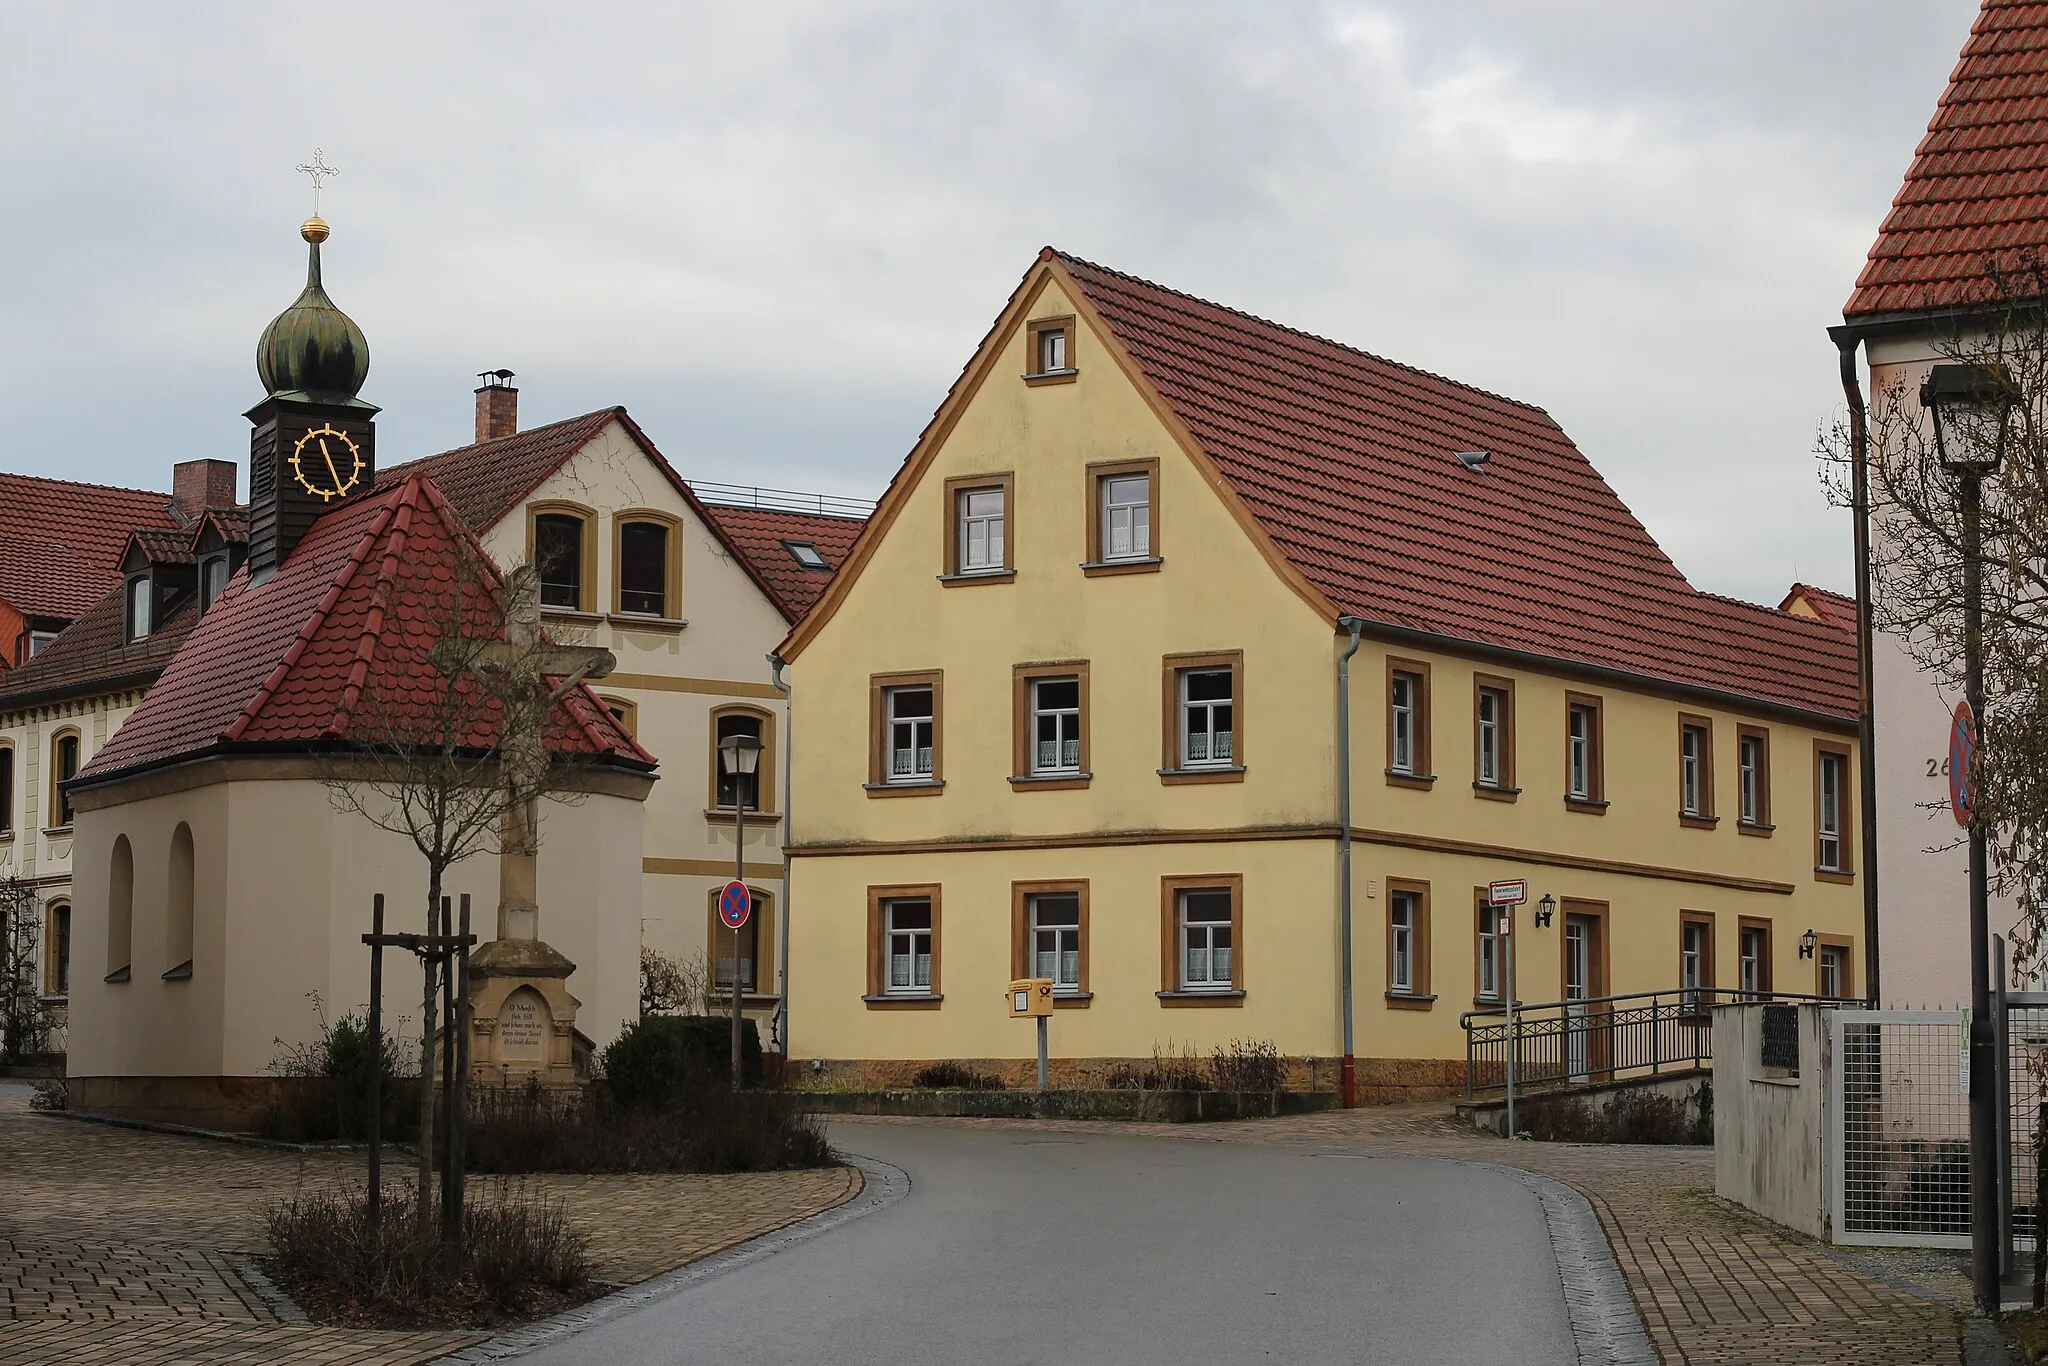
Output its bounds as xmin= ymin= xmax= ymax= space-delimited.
xmin=0 ymin=1091 xmax=860 ymax=1365
xmin=835 ymin=1105 xmax=1968 ymax=1365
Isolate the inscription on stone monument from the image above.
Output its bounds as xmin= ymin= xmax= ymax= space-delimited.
xmin=498 ymin=989 xmax=550 ymax=1063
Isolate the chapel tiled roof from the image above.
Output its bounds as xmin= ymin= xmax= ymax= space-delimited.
xmin=77 ymin=476 xmax=652 ymax=786
xmin=1777 ymin=583 xmax=1858 ymax=631
xmin=1053 ymin=251 xmax=1859 ymax=721
xmin=0 ymin=471 xmax=175 ymax=622
xmin=1845 ymin=0 xmax=2048 ymax=318
xmin=0 ymin=587 xmax=195 ymax=709
xmin=698 ymin=505 xmax=864 ymax=620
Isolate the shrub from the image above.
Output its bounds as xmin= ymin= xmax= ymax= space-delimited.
xmin=465 ymin=1080 xmax=835 ymax=1175
xmin=1210 ymin=1038 xmax=1284 ymax=1093
xmin=1105 ymin=1042 xmax=1211 ymax=1091
xmin=911 ymin=1062 xmax=1004 ymax=1090
xmin=28 ymin=1077 xmax=65 ymax=1112
xmin=264 ymin=1180 xmax=589 ymax=1329
xmin=601 ymin=1015 xmax=763 ymax=1109
xmin=260 ymin=999 xmax=411 ymax=1142
xmin=1600 ymin=1090 xmax=1693 ymax=1144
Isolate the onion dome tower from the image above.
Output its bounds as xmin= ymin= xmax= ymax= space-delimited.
xmin=246 ymin=199 xmax=380 ymax=574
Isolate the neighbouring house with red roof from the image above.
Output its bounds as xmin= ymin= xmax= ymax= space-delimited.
xmin=1831 ymin=0 xmax=2046 ymax=1010
xmin=775 ymin=248 xmax=1867 ymax=1098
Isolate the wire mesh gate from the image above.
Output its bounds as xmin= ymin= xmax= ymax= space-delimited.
xmin=1827 ymin=1009 xmax=1972 ymax=1247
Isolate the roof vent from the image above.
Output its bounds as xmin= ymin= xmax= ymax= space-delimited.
xmin=1454 ymin=450 xmax=1490 ymax=472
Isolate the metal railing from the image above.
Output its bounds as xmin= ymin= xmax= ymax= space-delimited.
xmin=685 ymin=480 xmax=875 ymax=519
xmin=1461 ymin=988 xmax=1840 ymax=1100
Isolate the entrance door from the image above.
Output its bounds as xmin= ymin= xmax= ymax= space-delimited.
xmin=1564 ymin=914 xmax=1595 ymax=1083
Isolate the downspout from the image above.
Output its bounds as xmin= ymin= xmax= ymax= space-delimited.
xmin=1837 ymin=334 xmax=1882 ymax=1005
xmin=769 ymin=653 xmax=794 ymax=1064
xmin=1336 ymin=616 xmax=1366 ymax=1108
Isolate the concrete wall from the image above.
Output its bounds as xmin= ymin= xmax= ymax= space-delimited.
xmin=1714 ymin=1001 xmax=1831 ymax=1240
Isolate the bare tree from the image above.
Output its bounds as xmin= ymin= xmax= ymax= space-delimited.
xmin=640 ymin=945 xmax=711 ymax=1016
xmin=0 ymin=873 xmax=52 ymax=1062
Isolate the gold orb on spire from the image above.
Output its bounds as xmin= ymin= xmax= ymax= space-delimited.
xmin=301 ymin=214 xmax=330 ymax=244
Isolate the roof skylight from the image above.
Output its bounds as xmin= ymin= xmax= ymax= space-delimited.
xmin=784 ymin=540 xmax=829 ymax=570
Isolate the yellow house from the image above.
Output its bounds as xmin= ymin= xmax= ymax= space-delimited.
xmin=779 ymin=249 xmax=1864 ymax=1101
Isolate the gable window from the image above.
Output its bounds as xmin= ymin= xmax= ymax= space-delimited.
xmin=1025 ymin=316 xmax=1077 ymax=383
xmin=50 ymin=731 xmax=80 ymax=828
xmin=44 ymin=900 xmax=70 ymax=998
xmin=958 ymin=488 xmax=1005 ymax=571
xmin=125 ymin=574 xmax=152 ymax=642
xmin=713 ymin=710 xmax=768 ymax=810
xmin=0 ymin=744 xmax=12 ymax=835
xmin=1680 ymin=914 xmax=1715 ymax=1011
xmin=783 ymin=540 xmax=829 ymax=571
xmin=1566 ymin=694 xmax=1605 ymax=808
xmin=1012 ymin=664 xmax=1089 ymax=787
xmin=1385 ymin=660 xmax=1432 ymax=786
xmin=532 ymin=509 xmax=591 ymax=612
xmin=1738 ymin=726 xmax=1772 ymax=831
xmin=615 ymin=515 xmax=676 ymax=618
xmin=1739 ymin=921 xmax=1772 ymax=995
xmin=1179 ymin=670 xmax=1234 ymax=767
xmin=1815 ymin=741 xmax=1853 ymax=879
xmin=1082 ymin=458 xmax=1163 ymax=575
xmin=200 ymin=555 xmax=230 ymax=613
xmin=1475 ymin=897 xmax=1503 ymax=1002
xmin=1386 ymin=879 xmax=1431 ymax=1005
xmin=888 ymin=688 xmax=933 ymax=782
xmin=868 ymin=674 xmax=942 ymax=792
xmin=1679 ymin=715 xmax=1715 ymax=825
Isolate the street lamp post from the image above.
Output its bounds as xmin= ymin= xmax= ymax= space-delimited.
xmin=1922 ymin=360 xmax=2017 ymax=1317
xmin=718 ymin=731 xmax=763 ymax=1092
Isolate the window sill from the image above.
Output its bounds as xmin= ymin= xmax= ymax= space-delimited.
xmin=43 ymin=826 xmax=74 ymax=837
xmin=609 ymin=613 xmax=689 ymax=634
xmin=1472 ymin=782 xmax=1521 ymax=803
xmin=1384 ymin=990 xmax=1436 ymax=1011
xmin=104 ymin=966 xmax=131 ymax=984
xmin=1814 ymin=868 xmax=1855 ymax=885
xmin=1023 ymin=368 xmax=1079 ymax=386
xmin=540 ymin=607 xmax=605 ymax=626
xmin=38 ymin=994 xmax=68 ymax=1006
xmin=1008 ymin=773 xmax=1092 ymax=791
xmin=1157 ymin=989 xmax=1245 ymax=1007
xmin=707 ymin=992 xmax=783 ymax=1009
xmin=937 ymin=570 xmax=1016 ymax=587
xmin=1053 ymin=991 xmax=1094 ymax=1009
xmin=864 ymin=780 xmax=945 ymax=798
xmin=1384 ymin=770 xmax=1437 ymax=791
xmin=1564 ymin=797 xmax=1609 ymax=815
xmin=1472 ymin=996 xmax=1507 ymax=1010
xmin=1080 ymin=557 xmax=1163 ymax=577
xmin=863 ymin=992 xmax=943 ymax=1009
xmin=1159 ymin=766 xmax=1246 ymax=786
xmin=1749 ymin=1073 xmax=1802 ymax=1088
xmin=1679 ymin=813 xmax=1721 ymax=830
xmin=703 ymin=808 xmax=785 ymax=825
xmin=161 ymin=960 xmax=193 ymax=982
xmin=1738 ymin=820 xmax=1776 ymax=838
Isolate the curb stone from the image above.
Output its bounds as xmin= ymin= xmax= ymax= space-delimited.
xmin=1483 ymin=1163 xmax=1659 ymax=1366
xmin=440 ymin=1156 xmax=906 ymax=1363
xmin=223 ymin=1252 xmax=311 ymax=1325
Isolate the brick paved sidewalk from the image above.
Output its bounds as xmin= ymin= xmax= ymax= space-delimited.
xmin=0 ymin=1091 xmax=859 ymax=1366
xmin=837 ymin=1105 xmax=1967 ymax=1365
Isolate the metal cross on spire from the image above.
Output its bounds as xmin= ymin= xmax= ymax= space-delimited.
xmin=296 ymin=148 xmax=339 ymax=215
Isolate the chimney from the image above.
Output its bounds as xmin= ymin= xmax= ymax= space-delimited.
xmin=475 ymin=369 xmax=519 ymax=442
xmin=172 ymin=459 xmax=239 ymax=519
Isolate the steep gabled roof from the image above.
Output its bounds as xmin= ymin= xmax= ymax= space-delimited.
xmin=0 ymin=471 xmax=176 ymax=622
xmin=78 ymin=476 xmax=651 ymax=787
xmin=1778 ymin=583 xmax=1858 ymax=631
xmin=1846 ymin=0 xmax=2048 ymax=319
xmin=698 ymin=505 xmax=864 ymax=620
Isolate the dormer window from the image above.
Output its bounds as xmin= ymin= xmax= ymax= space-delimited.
xmin=200 ymin=556 xmax=230 ymax=613
xmin=784 ymin=541 xmax=829 ymax=571
xmin=125 ymin=575 xmax=152 ymax=642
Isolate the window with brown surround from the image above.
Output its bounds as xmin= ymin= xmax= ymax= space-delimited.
xmin=1738 ymin=917 xmax=1773 ymax=995
xmin=1679 ymin=713 xmax=1717 ymax=828
xmin=1012 ymin=662 xmax=1091 ymax=790
xmin=1473 ymin=675 xmax=1517 ymax=799
xmin=866 ymin=885 xmax=941 ymax=1006
xmin=1386 ymin=659 xmax=1433 ymax=788
xmin=613 ymin=509 xmax=682 ymax=620
xmin=600 ymin=696 xmax=638 ymax=739
xmin=48 ymin=728 xmax=80 ymax=829
xmin=527 ymin=501 xmax=598 ymax=614
xmin=1161 ymin=651 xmax=1244 ymax=783
xmin=1385 ymin=878 xmax=1432 ymax=1007
xmin=1474 ymin=890 xmax=1506 ymax=1003
xmin=709 ymin=705 xmax=777 ymax=813
xmin=1084 ymin=458 xmax=1161 ymax=574
xmin=941 ymin=473 xmax=1015 ymax=582
xmin=867 ymin=671 xmax=944 ymax=795
xmin=706 ymin=885 xmax=775 ymax=999
xmin=1737 ymin=724 xmax=1773 ymax=834
xmin=1025 ymin=316 xmax=1077 ymax=384
xmin=0 ymin=742 xmax=13 ymax=835
xmin=43 ymin=900 xmax=70 ymax=998
xmin=1011 ymin=880 xmax=1090 ymax=1004
xmin=1814 ymin=739 xmax=1854 ymax=881
xmin=1159 ymin=874 xmax=1243 ymax=1004
xmin=1680 ymin=911 xmax=1716 ymax=1012
xmin=1816 ymin=934 xmax=1854 ymax=1000
xmin=1564 ymin=693 xmax=1606 ymax=811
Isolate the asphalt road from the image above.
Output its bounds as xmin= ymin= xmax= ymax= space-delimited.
xmin=523 ymin=1122 xmax=1578 ymax=1366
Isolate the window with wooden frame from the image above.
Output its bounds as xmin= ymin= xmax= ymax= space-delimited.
xmin=1159 ymin=874 xmax=1243 ymax=1004
xmin=1011 ymin=880 xmax=1089 ymax=1003
xmin=48 ymin=728 xmax=80 ymax=829
xmin=0 ymin=742 xmax=13 ymax=836
xmin=1012 ymin=663 xmax=1090 ymax=789
xmin=528 ymin=502 xmax=597 ymax=613
xmin=865 ymin=885 xmax=941 ymax=1006
xmin=1816 ymin=934 xmax=1854 ymax=1000
xmin=1025 ymin=315 xmax=1077 ymax=384
xmin=709 ymin=705 xmax=777 ymax=813
xmin=1814 ymin=739 xmax=1853 ymax=881
xmin=867 ymin=671 xmax=943 ymax=794
xmin=1564 ymin=692 xmax=1606 ymax=811
xmin=1161 ymin=651 xmax=1244 ymax=783
xmin=1737 ymin=724 xmax=1773 ymax=834
xmin=1084 ymin=458 xmax=1161 ymax=573
xmin=43 ymin=900 xmax=70 ymax=998
xmin=1385 ymin=878 xmax=1432 ymax=1007
xmin=706 ymin=885 xmax=775 ymax=998
xmin=613 ymin=510 xmax=682 ymax=620
xmin=1385 ymin=659 xmax=1433 ymax=788
xmin=1680 ymin=911 xmax=1715 ymax=1012
xmin=1738 ymin=918 xmax=1772 ymax=996
xmin=599 ymin=696 xmax=638 ymax=739
xmin=1679 ymin=714 xmax=1717 ymax=827
xmin=1473 ymin=675 xmax=1517 ymax=799
xmin=941 ymin=473 xmax=1015 ymax=582
xmin=1473 ymin=892 xmax=1509 ymax=1004
xmin=125 ymin=573 xmax=153 ymax=643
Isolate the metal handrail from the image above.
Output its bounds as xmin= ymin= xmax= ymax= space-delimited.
xmin=1458 ymin=987 xmax=1840 ymax=1029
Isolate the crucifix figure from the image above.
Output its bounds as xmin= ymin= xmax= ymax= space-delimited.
xmin=296 ymin=148 xmax=339 ymax=217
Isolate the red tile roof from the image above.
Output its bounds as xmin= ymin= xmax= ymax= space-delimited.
xmin=1777 ymin=583 xmax=1858 ymax=631
xmin=698 ymin=505 xmax=863 ymax=620
xmin=78 ymin=476 xmax=651 ymax=786
xmin=1846 ymin=0 xmax=2048 ymax=318
xmin=1052 ymin=251 xmax=1858 ymax=721
xmin=0 ymin=585 xmax=195 ymax=710
xmin=0 ymin=471 xmax=176 ymax=623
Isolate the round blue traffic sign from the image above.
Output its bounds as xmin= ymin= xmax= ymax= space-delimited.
xmin=718 ymin=880 xmax=752 ymax=930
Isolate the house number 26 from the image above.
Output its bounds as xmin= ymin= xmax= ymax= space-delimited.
xmin=1926 ymin=757 xmax=1952 ymax=778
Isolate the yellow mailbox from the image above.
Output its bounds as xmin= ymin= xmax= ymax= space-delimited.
xmin=1009 ymin=978 xmax=1055 ymax=1018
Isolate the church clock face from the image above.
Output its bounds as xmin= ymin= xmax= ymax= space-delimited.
xmin=288 ymin=424 xmax=365 ymax=502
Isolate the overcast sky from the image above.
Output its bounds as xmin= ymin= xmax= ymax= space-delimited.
xmin=0 ymin=1 xmax=1977 ymax=605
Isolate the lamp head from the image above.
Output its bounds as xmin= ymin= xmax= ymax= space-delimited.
xmin=1921 ymin=362 xmax=2017 ymax=475
xmin=718 ymin=731 xmax=763 ymax=777
xmin=1799 ymin=928 xmax=1817 ymax=960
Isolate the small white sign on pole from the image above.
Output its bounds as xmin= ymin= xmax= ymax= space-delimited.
xmin=1488 ymin=878 xmax=1528 ymax=908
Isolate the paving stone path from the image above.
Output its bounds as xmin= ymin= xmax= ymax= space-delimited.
xmin=834 ymin=1104 xmax=1969 ymax=1365
xmin=0 ymin=1091 xmax=859 ymax=1365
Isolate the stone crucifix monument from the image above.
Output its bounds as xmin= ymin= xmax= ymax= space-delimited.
xmin=437 ymin=565 xmax=616 ymax=1089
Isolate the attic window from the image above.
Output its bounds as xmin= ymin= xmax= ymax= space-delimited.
xmin=125 ymin=575 xmax=152 ymax=643
xmin=784 ymin=540 xmax=829 ymax=571
xmin=1454 ymin=450 xmax=1490 ymax=472
xmin=1025 ymin=316 xmax=1078 ymax=385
